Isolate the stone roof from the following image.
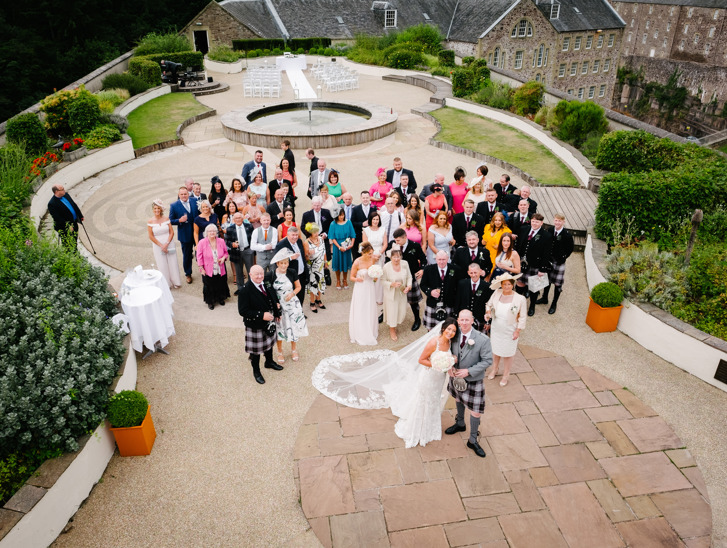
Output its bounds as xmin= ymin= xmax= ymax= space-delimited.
xmin=534 ymin=0 xmax=625 ymax=32
xmin=446 ymin=0 xmax=520 ymax=42
xmin=219 ymin=0 xmax=283 ymax=39
xmin=613 ymin=0 xmax=727 ymax=7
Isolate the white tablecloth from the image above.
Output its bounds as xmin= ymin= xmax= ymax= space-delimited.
xmin=121 ymin=286 xmax=175 ymax=353
xmin=276 ymin=55 xmax=307 ymax=71
xmin=122 ymin=269 xmax=174 ymax=316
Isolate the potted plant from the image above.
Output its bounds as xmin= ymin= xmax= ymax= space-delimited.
xmin=62 ymin=138 xmax=86 ymax=162
xmin=586 ymin=281 xmax=624 ymax=333
xmin=107 ymin=390 xmax=156 ymax=456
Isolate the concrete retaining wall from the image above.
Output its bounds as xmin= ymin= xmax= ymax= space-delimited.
xmin=116 ymin=85 xmax=171 ymax=118
xmin=205 ymin=58 xmax=244 ymax=74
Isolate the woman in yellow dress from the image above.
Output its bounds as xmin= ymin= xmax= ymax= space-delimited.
xmin=482 ymin=212 xmax=511 ymax=272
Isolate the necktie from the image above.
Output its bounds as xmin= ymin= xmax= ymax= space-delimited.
xmin=466 ymin=215 xmax=471 ymax=225
xmin=346 ymin=206 xmax=351 ymax=220
xmin=440 ymin=269 xmax=445 ymax=280
xmin=259 ymin=284 xmax=267 ymax=296
xmin=489 ymin=204 xmax=494 ymax=213
xmin=460 ymin=335 xmax=467 ymax=348
xmin=264 ymin=229 xmax=268 ymax=241
xmin=183 ymin=201 xmax=190 ymax=213
xmin=471 ymin=250 xmax=476 ymax=262
xmin=529 ymin=230 xmax=535 ymax=241
xmin=237 ymin=226 xmax=244 ymax=249
xmin=472 ymin=283 xmax=477 ymax=293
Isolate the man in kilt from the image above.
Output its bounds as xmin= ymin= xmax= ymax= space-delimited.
xmin=419 ymin=250 xmax=460 ymax=331
xmin=536 ymin=213 xmax=574 ymax=315
xmin=515 ymin=213 xmax=552 ymax=317
xmin=392 ymin=229 xmax=427 ymax=331
xmin=238 ymin=265 xmax=283 ymax=384
xmin=454 ymin=263 xmax=491 ymax=331
xmin=445 ymin=309 xmax=493 ymax=458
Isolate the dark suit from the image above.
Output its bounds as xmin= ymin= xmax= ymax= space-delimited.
xmin=508 ymin=211 xmax=532 ymax=235
xmin=169 ymin=198 xmax=199 ymax=276
xmin=48 ymin=193 xmax=83 ymax=247
xmin=268 ymin=178 xmax=286 ymax=198
xmin=452 ymin=212 xmax=485 ymax=247
xmin=393 ymin=184 xmax=416 ymax=206
xmin=455 ymin=278 xmax=491 ymax=329
xmin=282 ymin=148 xmax=295 ymax=173
xmin=386 ymin=168 xmax=417 ymax=193
xmin=475 ymin=201 xmax=507 ymax=226
xmin=504 ymin=194 xmax=537 ymax=215
xmin=190 ymin=192 xmax=207 ymax=203
xmin=516 ymin=226 xmax=552 ymax=273
xmin=274 ymin=237 xmax=308 ymax=304
xmin=548 ymin=227 xmax=574 ymax=265
xmin=241 ymin=160 xmax=267 ymax=188
xmin=266 ymin=201 xmax=287 ymax=228
xmin=225 ymin=222 xmax=255 ymax=289
xmin=350 ymin=203 xmax=377 ymax=259
xmin=494 ymin=182 xmax=517 ymax=201
xmin=302 ymin=208 xmax=333 ymax=259
xmin=308 ymin=156 xmax=319 ymax=175
xmin=420 ymin=263 xmax=460 ymax=310
xmin=452 ymin=245 xmax=492 ymax=281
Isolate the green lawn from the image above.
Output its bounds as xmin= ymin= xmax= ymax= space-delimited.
xmin=127 ymin=93 xmax=210 ymax=149
xmin=718 ymin=143 xmax=727 ymax=155
xmin=430 ymin=107 xmax=580 ymax=187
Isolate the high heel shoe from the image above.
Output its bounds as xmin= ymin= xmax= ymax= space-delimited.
xmin=487 ymin=369 xmax=498 ymax=380
xmin=500 ymin=376 xmax=509 ymax=387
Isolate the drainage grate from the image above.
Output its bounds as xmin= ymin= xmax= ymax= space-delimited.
xmin=715 ymin=359 xmax=727 ymax=385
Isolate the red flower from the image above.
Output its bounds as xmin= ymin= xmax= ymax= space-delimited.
xmin=63 ymin=142 xmax=71 ymax=151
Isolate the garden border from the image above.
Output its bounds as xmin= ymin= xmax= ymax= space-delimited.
xmin=133 ymin=109 xmax=217 ymax=158
xmin=585 ymin=231 xmax=727 ymax=393
xmin=116 ymin=84 xmax=171 ymax=118
xmin=205 ymin=57 xmax=244 ymax=74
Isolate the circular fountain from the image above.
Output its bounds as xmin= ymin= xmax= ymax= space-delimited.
xmin=220 ymin=101 xmax=397 ymax=149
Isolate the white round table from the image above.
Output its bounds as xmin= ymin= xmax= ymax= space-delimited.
xmin=121 ymin=269 xmax=174 ymax=317
xmin=121 ymin=286 xmax=175 ymax=355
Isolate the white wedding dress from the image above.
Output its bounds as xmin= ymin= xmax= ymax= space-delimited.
xmin=312 ymin=324 xmax=451 ymax=448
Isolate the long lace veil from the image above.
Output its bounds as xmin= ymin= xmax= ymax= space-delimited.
xmin=311 ymin=324 xmax=443 ymax=410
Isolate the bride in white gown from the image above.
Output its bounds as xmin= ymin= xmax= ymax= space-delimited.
xmin=312 ymin=318 xmax=458 ymax=448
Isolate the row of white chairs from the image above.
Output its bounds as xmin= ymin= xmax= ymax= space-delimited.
xmin=243 ymin=80 xmax=281 ymax=98
xmin=310 ymin=63 xmax=359 ymax=92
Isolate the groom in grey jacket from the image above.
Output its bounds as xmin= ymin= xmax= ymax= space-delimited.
xmin=445 ymin=309 xmax=492 ymax=457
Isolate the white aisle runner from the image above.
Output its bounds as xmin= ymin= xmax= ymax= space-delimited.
xmin=286 ymin=69 xmax=318 ymax=99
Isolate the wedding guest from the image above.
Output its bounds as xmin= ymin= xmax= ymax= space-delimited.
xmin=306 ymin=148 xmax=318 ymax=175
xmin=326 ymin=170 xmax=346 ymax=204
xmin=349 ymin=242 xmax=379 ymax=345
xmin=273 ymin=226 xmax=309 ymax=305
xmin=266 ymin=189 xmax=287 ymax=228
xmin=515 ymin=213 xmax=552 ymax=316
xmin=420 ymin=251 xmax=459 ymax=331
xmin=387 ymin=157 xmax=417 ymax=192
xmin=419 ymin=173 xmax=453 ymax=210
xmin=197 ymin=224 xmax=230 ymax=310
xmin=268 ymin=167 xmax=287 ymax=198
xmin=270 ymin=249 xmax=308 ymax=363
xmin=401 ymin=209 xmax=426 ymax=253
xmin=476 ymin=188 xmax=506 ymax=225
xmin=226 ymin=212 xmax=254 ymax=294
xmin=491 ymin=232 xmax=521 ymax=280
xmin=363 ymin=211 xmax=387 ymax=308
xmin=280 ymin=139 xmax=295 ymax=172
xmin=169 ymin=186 xmax=199 ymax=283
xmin=393 ymin=228 xmax=427 ymax=331
xmin=241 ymin=150 xmax=267 ymax=187
xmin=536 ymin=213 xmax=574 ymax=314
xmin=424 ymin=183 xmax=448 ymax=231
xmin=381 ymin=244 xmax=412 ymax=341
xmin=452 ymin=231 xmax=492 ymax=281
xmin=308 ymin=159 xmax=330 ymax=198
xmin=221 ymin=200 xmax=240 ymax=232
xmin=516 ymin=185 xmax=538 ymax=215
xmin=452 ymin=199 xmax=485 ymax=247
xmin=351 ymin=191 xmax=376 ymax=259
xmin=469 ymin=164 xmax=493 ymax=192
xmin=494 ymin=174 xmax=517 ymax=201
xmin=305 ymin=222 xmax=327 ymax=313
xmin=455 ymin=263 xmax=490 ymax=331
xmin=449 ymin=166 xmax=469 ymax=215
xmin=238 ymin=265 xmax=282 ymax=385
xmin=482 ymin=212 xmax=511 ymax=269
xmin=250 ymin=213 xmax=277 ymax=273
xmin=319 ymin=184 xmax=340 ymax=217
xmin=427 ymin=210 xmax=455 ymax=264
xmin=465 ymin=176 xmax=487 ymax=205
xmin=394 ymin=173 xmax=416 ymax=204
xmin=242 ymin=190 xmax=266 ymax=228
xmin=486 ymin=273 xmax=526 ymax=386
xmin=369 ymin=167 xmax=392 ymax=209
xmin=329 ymin=208 xmax=355 ymax=289
xmin=340 ymin=192 xmax=355 ymax=223
xmin=147 ymin=199 xmax=181 ymax=288
xmin=508 ymin=199 xmax=532 ymax=234
xmin=277 ymin=207 xmax=297 ymax=240
xmin=379 ymin=196 xmax=405 ymax=246
xmin=280 ymin=158 xmax=298 ymax=198
xmin=193 ymin=200 xmax=219 ymax=245
xmin=210 ymin=176 xmax=230 ymax=218
xmin=48 ymin=184 xmax=83 ymax=249
xmin=403 ymin=191 xmax=424 ymax=226
xmin=191 ymin=182 xmax=207 ymax=202
xmin=247 ymin=172 xmax=270 ymax=206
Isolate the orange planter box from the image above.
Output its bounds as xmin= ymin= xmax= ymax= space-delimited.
xmin=585 ymin=297 xmax=623 ymax=333
xmin=110 ymin=406 xmax=156 ymax=456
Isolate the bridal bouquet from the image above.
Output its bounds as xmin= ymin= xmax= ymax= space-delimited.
xmin=367 ymin=264 xmax=383 ymax=281
xmin=430 ymin=350 xmax=455 ymax=372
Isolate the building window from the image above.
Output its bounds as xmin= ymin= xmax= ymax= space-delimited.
xmin=688 ymin=7 xmax=694 ymax=17
xmin=535 ymin=73 xmax=541 ymax=82
xmin=679 ymin=39 xmax=685 ymax=50
xmin=586 ymin=35 xmax=593 ymax=49
xmin=536 ymin=44 xmax=545 ymax=66
xmin=493 ymin=47 xmax=500 ymax=67
xmin=709 ymin=27 xmax=716 ymax=38
xmin=575 ymin=36 xmax=582 ymax=50
xmin=559 ymin=63 xmax=566 ymax=77
xmin=649 ymin=5 xmax=654 ymax=14
xmin=599 ymin=84 xmax=606 ymax=97
xmin=604 ymin=59 xmax=610 ymax=71
xmin=632 ymin=4 xmax=637 ymax=13
xmin=489 ymin=53 xmax=492 ymax=64
xmin=516 ymin=19 xmax=530 ymax=37
xmin=628 ymin=32 xmax=632 ymax=42
xmin=563 ymin=37 xmax=570 ymax=51
xmin=654 ymin=30 xmax=659 ymax=40
xmin=670 ymin=7 xmax=675 ymax=16
xmin=645 ymin=20 xmax=650 ymax=29
xmin=608 ymin=34 xmax=615 ymax=47
xmin=684 ymin=24 xmax=689 ymax=34
xmin=694 ymin=34 xmax=700 ymax=45
xmin=578 ymin=88 xmax=584 ymax=99
xmin=384 ymin=9 xmax=397 ymax=28
xmin=588 ymin=86 xmax=595 ymax=99
xmin=571 ymin=62 xmax=578 ymax=75
xmin=593 ymin=60 xmax=600 ymax=72
xmin=642 ymin=33 xmax=647 ymax=44
xmin=597 ymin=34 xmax=604 ymax=48
xmin=568 ymin=89 xmax=574 ymax=95
xmin=550 ymin=3 xmax=560 ymax=19
xmin=544 ymin=48 xmax=549 ymax=66
xmin=582 ymin=61 xmax=589 ymax=74
xmin=705 ymin=44 xmax=711 ymax=55
xmin=663 ymin=38 xmax=668 ymax=47
xmin=631 ymin=18 xmax=635 ymax=27
xmin=667 ymin=22 xmax=671 ymax=31
xmin=514 ymin=50 xmax=523 ymax=69
xmin=714 ymin=10 xmax=719 ymax=20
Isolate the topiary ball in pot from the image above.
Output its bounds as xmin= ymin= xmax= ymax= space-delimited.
xmin=590 ymin=282 xmax=624 ymax=308
xmin=107 ymin=390 xmax=149 ymax=428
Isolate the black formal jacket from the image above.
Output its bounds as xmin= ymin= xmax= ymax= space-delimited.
xmin=508 ymin=211 xmax=532 ymax=235
xmin=282 ymin=148 xmax=295 ymax=172
xmin=454 ymin=278 xmax=492 ymax=326
xmin=238 ymin=278 xmax=281 ymax=329
xmin=502 ymin=194 xmax=538 ymax=215
xmin=494 ymin=182 xmax=518 ymax=200
xmin=548 ymin=226 xmax=575 ymax=265
xmin=48 ymin=194 xmax=83 ymax=232
xmin=265 ymin=267 xmax=299 ymax=291
xmin=225 ymin=222 xmax=254 ymax=263
xmin=309 ymin=156 xmax=319 ymax=175
xmin=393 ymin=185 xmax=416 ymax=206
xmin=452 ymin=212 xmax=485 ymax=247
xmin=475 ymin=201 xmax=508 ymax=225
xmin=516 ymin=226 xmax=552 ymax=272
xmin=394 ymin=239 xmax=427 ymax=277
xmin=301 ymin=209 xmax=333 ymax=237
xmin=452 ymin=245 xmax=492 ymax=281
xmin=420 ymin=263 xmax=460 ymax=309
xmin=266 ymin=201 xmax=287 ymax=228
xmin=386 ymin=168 xmax=417 ymax=192
xmin=274 ymin=237 xmax=309 ymax=280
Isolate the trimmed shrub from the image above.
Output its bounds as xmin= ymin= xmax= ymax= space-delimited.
xmin=272 ymin=47 xmax=283 ymax=56
xmin=296 ymin=48 xmax=305 ymax=55
xmin=247 ymin=51 xmax=259 ymax=58
xmin=431 ymin=67 xmax=452 ymax=77
xmin=68 ymin=89 xmax=101 ymax=135
xmin=99 ymin=113 xmax=129 ymax=133
xmin=107 ymin=391 xmax=149 ymax=428
xmin=396 ymin=24 xmax=443 ymax=54
xmin=475 ymin=81 xmax=513 ymax=110
xmin=387 ymin=48 xmax=424 ymax=69
xmin=39 ymin=89 xmax=78 ymax=137
xmin=134 ymin=32 xmax=191 ymax=56
xmin=451 ymin=67 xmax=478 ymax=97
xmin=84 ymin=125 xmax=122 ymax=149
xmin=552 ymin=100 xmax=608 ymax=148
xmin=101 ymin=73 xmax=150 ymax=96
xmin=590 ymin=282 xmax=624 ymax=307
xmin=323 ymin=47 xmax=335 ymax=56
xmin=511 ymin=81 xmax=544 ymax=116
xmin=95 ymin=89 xmax=129 ymax=113
xmin=438 ymin=49 xmax=455 ymax=67
xmin=6 ymin=113 xmax=48 ymax=154
xmin=462 ymin=56 xmax=475 ymax=66
xmin=207 ymin=45 xmax=240 ymax=63
xmin=134 ymin=51 xmax=204 ymax=71
xmin=128 ymin=58 xmax=162 ymax=87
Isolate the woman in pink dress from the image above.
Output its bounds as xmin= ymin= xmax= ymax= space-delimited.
xmin=369 ymin=168 xmax=392 ymax=209
xmin=401 ymin=209 xmax=427 ymax=253
xmin=449 ymin=166 xmax=469 ymax=215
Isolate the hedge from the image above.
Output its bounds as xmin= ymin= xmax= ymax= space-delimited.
xmin=128 ymin=58 xmax=162 ymax=87
xmin=6 ymin=113 xmax=48 ymax=154
xmin=232 ymin=37 xmax=331 ymax=51
xmin=438 ymin=49 xmax=455 ymax=67
xmin=134 ymin=51 xmax=205 ymax=71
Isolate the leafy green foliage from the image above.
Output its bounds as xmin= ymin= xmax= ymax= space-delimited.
xmin=134 ymin=31 xmax=191 ymax=56
xmin=553 ymin=100 xmax=608 ymax=149
xmin=101 ymin=73 xmax=151 ymax=96
xmin=128 ymin=58 xmax=162 ymax=87
xmin=386 ymin=47 xmax=424 ymax=69
xmin=39 ymin=89 xmax=79 ymax=137
xmin=462 ymin=56 xmax=475 ymax=65
xmin=346 ymin=25 xmax=442 ymax=69
xmin=134 ymin=51 xmax=204 ymax=72
xmin=68 ymin=89 xmax=101 ymax=135
xmin=396 ymin=25 xmax=443 ymax=54
xmin=451 ymin=60 xmax=491 ymax=98
xmin=438 ymin=50 xmax=455 ymax=67
xmin=590 ymin=282 xmax=624 ymax=307
xmin=232 ymin=37 xmax=331 ymax=51
xmin=84 ymin=125 xmax=122 ymax=149
xmin=107 ymin=391 xmax=149 ymax=428
xmin=95 ymin=89 xmax=129 ymax=113
xmin=207 ymin=45 xmax=241 ymax=63
xmin=0 ymin=144 xmax=34 ymax=229
xmin=1 ymin=448 xmax=62 ymax=505
xmin=475 ymin=81 xmax=513 ymax=110
xmin=6 ymin=113 xmax=48 ymax=154
xmin=99 ymin=113 xmax=129 ymax=134
xmin=511 ymin=81 xmax=544 ymax=116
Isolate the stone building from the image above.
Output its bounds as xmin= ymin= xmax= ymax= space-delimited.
xmin=446 ymin=0 xmax=626 ymax=107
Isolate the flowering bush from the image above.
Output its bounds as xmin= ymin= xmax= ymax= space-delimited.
xmin=39 ymin=88 xmax=79 ymax=137
xmin=62 ymin=138 xmax=84 ymax=152
xmin=28 ymin=151 xmax=60 ymax=178
xmin=84 ymin=125 xmax=121 ymax=149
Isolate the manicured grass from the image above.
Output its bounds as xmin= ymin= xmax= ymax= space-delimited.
xmin=430 ymin=107 xmax=580 ymax=187
xmin=127 ymin=93 xmax=210 ymax=149
xmin=718 ymin=143 xmax=727 ymax=155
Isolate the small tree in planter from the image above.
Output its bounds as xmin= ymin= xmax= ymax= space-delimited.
xmin=107 ymin=390 xmax=156 ymax=456
xmin=586 ymin=282 xmax=624 ymax=333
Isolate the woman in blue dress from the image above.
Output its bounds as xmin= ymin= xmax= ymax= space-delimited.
xmin=328 ymin=208 xmax=355 ymax=289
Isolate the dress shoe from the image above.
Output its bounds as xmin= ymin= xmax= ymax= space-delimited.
xmin=254 ymin=373 xmax=266 ymax=384
xmin=445 ymin=423 xmax=467 ymax=435
xmin=186 ymin=275 xmax=193 ymax=284
xmin=208 ymin=304 xmax=214 ymax=310
xmin=467 ymin=440 xmax=486 ymax=458
xmin=234 ymin=289 xmax=241 ymax=296
xmin=378 ymin=313 xmax=384 ymax=324
xmin=411 ymin=318 xmax=421 ymax=331
xmin=219 ymin=300 xmax=225 ymax=306
xmin=264 ymin=361 xmax=284 ymax=371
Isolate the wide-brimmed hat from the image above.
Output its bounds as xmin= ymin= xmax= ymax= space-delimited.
xmin=490 ymin=272 xmax=522 ymax=291
xmin=431 ymin=184 xmax=443 ymax=192
xmin=270 ymin=248 xmax=296 ymax=264
xmin=386 ymin=243 xmax=403 ymax=258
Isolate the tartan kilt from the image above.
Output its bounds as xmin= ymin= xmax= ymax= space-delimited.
xmin=423 ymin=305 xmax=453 ymax=330
xmin=407 ymin=278 xmax=422 ymax=305
xmin=548 ymin=261 xmax=566 ymax=288
xmin=245 ymin=326 xmax=276 ymax=355
xmin=447 ymin=377 xmax=486 ymax=414
xmin=519 ymin=265 xmax=540 ymax=286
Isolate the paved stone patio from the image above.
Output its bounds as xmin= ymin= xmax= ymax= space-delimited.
xmin=295 ymin=346 xmax=711 ymax=547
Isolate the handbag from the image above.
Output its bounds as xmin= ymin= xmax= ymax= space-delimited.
xmin=452 ymin=377 xmax=467 ymax=392
xmin=528 ymin=273 xmax=550 ymax=293
xmin=324 ymin=267 xmax=332 ymax=286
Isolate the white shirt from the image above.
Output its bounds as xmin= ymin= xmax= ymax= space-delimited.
xmin=379 ymin=209 xmax=403 ymax=241
xmin=251 ymin=226 xmax=278 ymax=252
